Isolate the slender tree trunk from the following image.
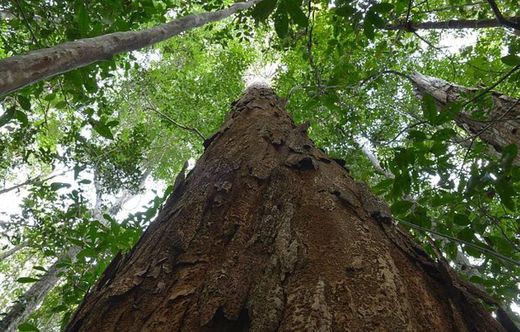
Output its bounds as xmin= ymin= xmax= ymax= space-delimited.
xmin=66 ymin=85 xmax=509 ymax=331
xmin=0 ymin=0 xmax=262 ymax=97
xmin=385 ymin=16 xmax=520 ymax=31
xmin=0 ymin=247 xmax=80 ymax=332
xmin=410 ymin=72 xmax=520 ymax=165
xmin=0 ymin=172 xmax=150 ymax=331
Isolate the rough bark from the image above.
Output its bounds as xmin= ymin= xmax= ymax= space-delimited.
xmin=66 ymin=85 xmax=508 ymax=331
xmin=410 ymin=72 xmax=520 ymax=165
xmin=0 ymin=0 xmax=262 ymax=97
xmin=386 ymin=16 xmax=520 ymax=31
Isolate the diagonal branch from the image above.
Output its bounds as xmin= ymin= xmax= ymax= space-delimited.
xmin=485 ymin=0 xmax=520 ymax=30
xmin=0 ymin=171 xmax=67 ymax=195
xmin=0 ymin=0 xmax=263 ymax=96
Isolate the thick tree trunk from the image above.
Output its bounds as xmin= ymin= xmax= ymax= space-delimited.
xmin=65 ymin=85 xmax=509 ymax=331
xmin=0 ymin=0 xmax=261 ymax=97
xmin=410 ymin=73 xmax=520 ymax=165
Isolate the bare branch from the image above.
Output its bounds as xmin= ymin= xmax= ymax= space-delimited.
xmin=0 ymin=171 xmax=67 ymax=196
xmin=0 ymin=242 xmax=28 ymax=261
xmin=485 ymin=0 xmax=520 ymax=30
xmin=386 ymin=16 xmax=520 ymax=31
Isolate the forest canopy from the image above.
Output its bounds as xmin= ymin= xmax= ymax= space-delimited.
xmin=0 ymin=0 xmax=519 ymax=330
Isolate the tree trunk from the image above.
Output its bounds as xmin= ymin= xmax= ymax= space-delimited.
xmin=0 ymin=247 xmax=79 ymax=332
xmin=0 ymin=0 xmax=261 ymax=97
xmin=410 ymin=72 xmax=520 ymax=165
xmin=65 ymin=85 xmax=510 ymax=331
xmin=0 ymin=171 xmax=149 ymax=331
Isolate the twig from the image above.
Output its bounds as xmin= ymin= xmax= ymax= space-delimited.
xmin=13 ymin=0 xmax=40 ymax=47
xmin=397 ymin=218 xmax=520 ymax=267
xmin=462 ymin=65 xmax=520 ymax=108
xmin=0 ymin=171 xmax=67 ymax=195
xmin=145 ymin=105 xmax=206 ymax=141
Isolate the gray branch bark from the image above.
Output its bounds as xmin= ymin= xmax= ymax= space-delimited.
xmin=410 ymin=72 xmax=520 ymax=166
xmin=0 ymin=247 xmax=80 ymax=332
xmin=0 ymin=242 xmax=28 ymax=262
xmin=386 ymin=16 xmax=520 ymax=31
xmin=0 ymin=0 xmax=262 ymax=96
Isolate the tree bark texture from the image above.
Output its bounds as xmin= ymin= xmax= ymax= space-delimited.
xmin=66 ymin=85 xmax=508 ymax=331
xmin=411 ymin=73 xmax=520 ymax=165
xmin=0 ymin=0 xmax=262 ymax=97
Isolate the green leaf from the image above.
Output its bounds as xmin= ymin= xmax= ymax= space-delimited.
xmin=76 ymin=2 xmax=89 ymax=35
xmin=17 ymin=277 xmax=40 ymax=283
xmin=90 ymin=120 xmax=114 ymax=140
xmin=391 ymin=200 xmax=413 ymax=214
xmin=18 ymin=322 xmax=40 ymax=332
xmin=422 ymin=94 xmax=437 ymax=123
xmin=33 ymin=266 xmax=47 ymax=272
xmin=285 ymin=0 xmax=308 ymax=27
xmin=50 ymin=182 xmax=71 ymax=191
xmin=363 ymin=17 xmax=375 ymax=39
xmin=371 ymin=3 xmax=394 ymax=13
xmin=335 ymin=5 xmax=355 ymax=17
xmin=457 ymin=228 xmax=475 ymax=242
xmin=17 ymin=95 xmax=31 ymax=110
xmin=252 ymin=0 xmax=278 ymax=21
xmin=501 ymin=54 xmax=520 ymax=66
xmin=500 ymin=144 xmax=518 ymax=171
xmin=453 ymin=213 xmax=470 ymax=226
xmin=495 ymin=176 xmax=515 ymax=210
xmin=0 ymin=108 xmax=15 ymax=127
xmin=365 ymin=10 xmax=385 ymax=29
xmin=274 ymin=11 xmax=289 ymax=39
xmin=14 ymin=109 xmax=29 ymax=127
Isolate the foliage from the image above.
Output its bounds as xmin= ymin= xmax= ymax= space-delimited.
xmin=0 ymin=0 xmax=519 ymax=329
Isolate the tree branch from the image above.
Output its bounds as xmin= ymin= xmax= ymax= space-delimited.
xmin=0 ymin=0 xmax=263 ymax=96
xmin=0 ymin=242 xmax=28 ymax=261
xmin=0 ymin=171 xmax=67 ymax=195
xmin=485 ymin=0 xmax=520 ymax=30
xmin=386 ymin=16 xmax=520 ymax=31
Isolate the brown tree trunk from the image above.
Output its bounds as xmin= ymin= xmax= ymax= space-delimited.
xmin=410 ymin=73 xmax=520 ymax=165
xmin=66 ymin=85 xmax=508 ymax=331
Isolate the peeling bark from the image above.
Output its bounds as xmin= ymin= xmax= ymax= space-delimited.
xmin=67 ymin=85 xmax=508 ymax=331
xmin=410 ymin=72 xmax=520 ymax=165
xmin=0 ymin=0 xmax=262 ymax=96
